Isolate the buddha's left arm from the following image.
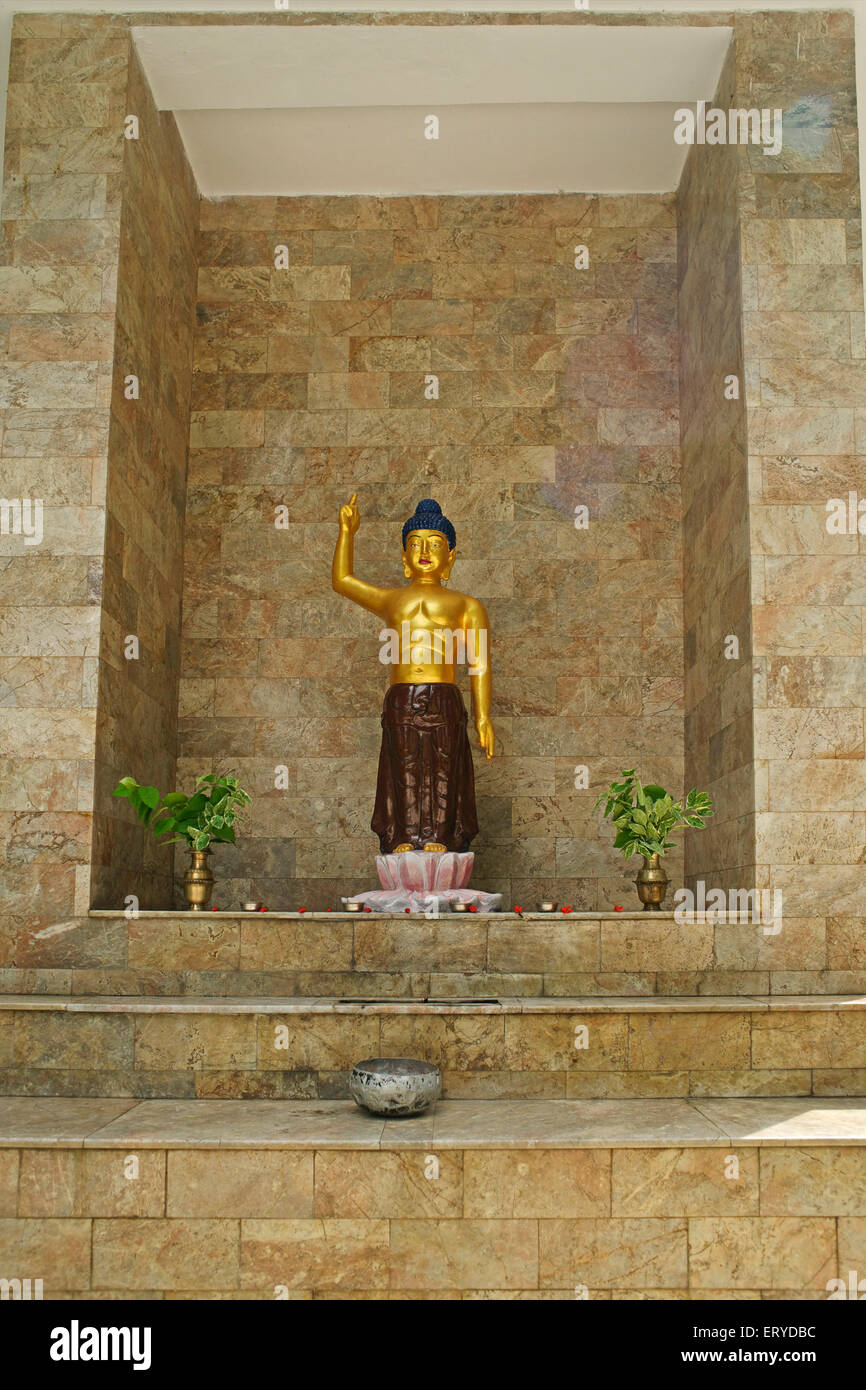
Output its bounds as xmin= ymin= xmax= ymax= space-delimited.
xmin=466 ymin=599 xmax=494 ymax=759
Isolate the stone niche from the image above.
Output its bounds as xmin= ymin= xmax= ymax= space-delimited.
xmin=0 ymin=8 xmax=863 ymax=949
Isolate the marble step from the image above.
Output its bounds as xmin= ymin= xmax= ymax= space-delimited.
xmin=1 ymin=1096 xmax=865 ymax=1298
xmin=6 ymin=908 xmax=860 ymax=1000
xmin=1 ymin=994 xmax=865 ymax=1101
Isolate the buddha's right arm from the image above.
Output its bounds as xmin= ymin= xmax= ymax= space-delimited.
xmin=331 ymin=526 xmax=389 ymax=616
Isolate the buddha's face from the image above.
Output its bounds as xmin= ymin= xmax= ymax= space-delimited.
xmin=403 ymin=529 xmax=454 ymax=583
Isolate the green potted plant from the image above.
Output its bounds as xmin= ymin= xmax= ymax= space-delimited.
xmin=112 ymin=772 xmax=251 ymax=911
xmin=594 ymin=770 xmax=713 ymax=911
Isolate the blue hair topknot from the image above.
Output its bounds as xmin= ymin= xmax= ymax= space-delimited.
xmin=402 ymin=498 xmax=456 ymax=550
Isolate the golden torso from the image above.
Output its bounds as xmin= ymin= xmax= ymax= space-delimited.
xmin=383 ymin=584 xmax=473 ymax=685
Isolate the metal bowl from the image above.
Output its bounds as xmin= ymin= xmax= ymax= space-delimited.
xmin=343 ymin=900 xmax=365 ymax=913
xmin=349 ymin=1057 xmax=442 ymax=1116
xmin=538 ymin=901 xmax=557 ymax=912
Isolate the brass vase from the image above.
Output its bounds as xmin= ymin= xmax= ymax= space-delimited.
xmin=184 ymin=848 xmax=213 ymax=911
xmin=634 ymin=853 xmax=668 ymax=911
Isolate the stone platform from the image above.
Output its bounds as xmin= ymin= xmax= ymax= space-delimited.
xmin=1 ymin=1096 xmax=865 ymax=1298
xmin=2 ymin=994 xmax=866 ymax=1100
xmin=3 ymin=910 xmax=859 ymax=998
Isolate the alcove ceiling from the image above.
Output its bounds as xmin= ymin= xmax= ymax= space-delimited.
xmin=132 ymin=24 xmax=732 ymax=195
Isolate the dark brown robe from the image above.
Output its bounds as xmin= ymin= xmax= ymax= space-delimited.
xmin=372 ymin=682 xmax=478 ymax=853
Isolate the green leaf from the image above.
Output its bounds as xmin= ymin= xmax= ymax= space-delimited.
xmin=138 ymin=785 xmax=159 ymax=810
xmin=193 ymin=831 xmax=210 ymax=851
xmin=163 ymin=792 xmax=189 ymax=807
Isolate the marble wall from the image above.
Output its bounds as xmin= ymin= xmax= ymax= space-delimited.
xmin=90 ymin=45 xmax=198 ymax=908
xmin=0 ymin=13 xmax=130 ymax=948
xmin=177 ymin=192 xmax=684 ymax=911
xmin=734 ymin=10 xmax=866 ymax=928
xmin=678 ymin=41 xmax=755 ymax=894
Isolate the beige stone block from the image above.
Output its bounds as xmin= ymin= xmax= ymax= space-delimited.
xmin=464 ymin=1150 xmax=609 ymax=1218
xmin=754 ymin=709 xmax=863 ymax=759
xmin=540 ymin=1218 xmax=686 ymax=1289
xmin=688 ymin=1217 xmax=836 ymax=1290
xmin=0 ymin=1152 xmax=19 ymax=1216
xmin=601 ymin=918 xmax=713 ymax=972
xmin=128 ymin=918 xmax=240 ymax=971
xmin=134 ymin=1015 xmax=257 ymax=1071
xmin=13 ymin=1011 xmax=131 ymax=1069
xmin=443 ymin=1070 xmax=566 ymax=1099
xmin=761 ymin=1147 xmax=866 ymax=1216
xmin=566 ymin=1071 xmax=688 ymax=1099
xmin=315 ymin=1151 xmax=462 ymax=1219
xmin=240 ymin=920 xmax=352 ymax=972
xmin=827 ymin=917 xmax=866 ymax=971
xmin=628 ymin=1015 xmax=750 ymax=1072
xmin=769 ymin=760 xmax=866 ymax=813
xmin=93 ymin=1218 xmax=239 ymax=1291
xmin=838 ymin=1218 xmax=866 ymax=1276
xmin=167 ymin=1151 xmax=313 ymax=1218
xmin=0 ymin=265 xmax=102 ymax=313
xmin=487 ymin=920 xmax=599 ymax=973
xmin=504 ymin=1014 xmax=627 ymax=1072
xmin=257 ymin=1014 xmax=379 ymax=1071
xmin=241 ymin=1218 xmax=389 ymax=1290
xmin=713 ymin=917 xmax=825 ymax=971
xmin=18 ymin=1150 xmax=165 ymax=1217
xmin=688 ymin=1070 xmax=812 ymax=1098
xmin=751 ymin=1012 xmax=866 ymax=1069
xmin=0 ymin=1217 xmax=91 ymax=1289
xmin=379 ymin=1015 xmax=504 ymax=1072
xmin=390 ymin=1218 xmax=538 ymax=1290
xmin=749 ymin=408 xmax=854 ymax=455
xmin=391 ymin=301 xmax=473 ymax=335
xmin=189 ymin=410 xmax=264 ymax=449
xmin=758 ymin=265 xmax=862 ymax=311
xmin=753 ymin=606 xmax=861 ymax=657
xmin=271 ymin=266 xmax=349 ymax=301
xmin=612 ymin=1149 xmax=758 ymax=1217
xmin=353 ymin=921 xmax=486 ymax=972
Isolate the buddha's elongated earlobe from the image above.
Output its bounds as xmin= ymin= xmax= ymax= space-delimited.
xmin=442 ymin=547 xmax=456 ymax=583
xmin=402 ymin=550 xmax=412 ymax=580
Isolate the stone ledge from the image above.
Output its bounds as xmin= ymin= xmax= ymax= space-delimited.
xmin=1 ymin=993 xmax=864 ymax=1014
xmin=2 ymin=1096 xmax=866 ymax=1150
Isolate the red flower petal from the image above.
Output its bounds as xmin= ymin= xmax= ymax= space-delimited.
xmin=614 ymin=905 xmax=624 ymax=912
xmin=364 ymin=906 xmax=371 ymax=912
xmin=405 ymin=907 xmax=411 ymax=913
xmin=299 ymin=907 xmax=306 ymax=913
xmin=468 ymin=904 xmax=477 ymax=913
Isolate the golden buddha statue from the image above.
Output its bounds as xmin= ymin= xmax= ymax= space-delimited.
xmin=332 ymin=494 xmax=494 ymax=855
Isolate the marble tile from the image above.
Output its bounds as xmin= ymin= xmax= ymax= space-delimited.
xmin=389 ymin=1218 xmax=538 ymax=1291
xmin=0 ymin=1097 xmax=135 ymax=1146
xmin=314 ymin=1151 xmax=462 ymax=1219
xmin=540 ymin=1217 xmax=687 ymax=1289
xmin=463 ymin=1149 xmax=609 ymax=1218
xmin=241 ymin=1217 xmax=389 ymax=1290
xmin=18 ymin=1149 xmax=165 ymax=1217
xmin=167 ymin=1150 xmax=313 ymax=1218
xmin=688 ymin=1217 xmax=836 ymax=1290
xmin=611 ymin=1148 xmax=759 ymax=1216
xmin=93 ymin=1217 xmax=240 ymax=1291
